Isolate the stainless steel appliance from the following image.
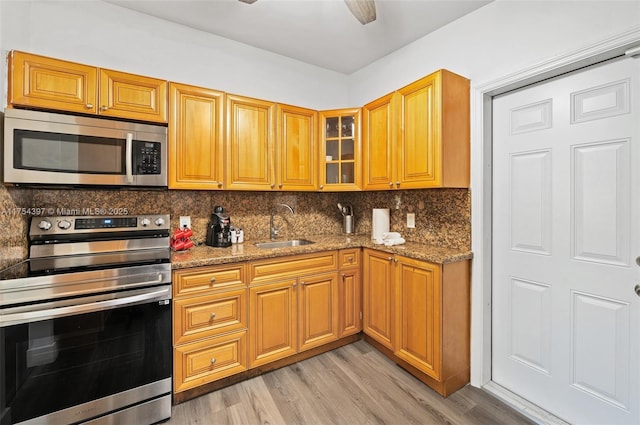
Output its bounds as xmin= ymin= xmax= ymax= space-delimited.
xmin=205 ymin=206 xmax=232 ymax=247
xmin=3 ymin=108 xmax=167 ymax=187
xmin=0 ymin=214 xmax=172 ymax=425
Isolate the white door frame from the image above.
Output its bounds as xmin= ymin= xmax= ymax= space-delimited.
xmin=470 ymin=26 xmax=640 ymax=395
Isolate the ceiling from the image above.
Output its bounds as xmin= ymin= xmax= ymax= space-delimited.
xmin=103 ymin=0 xmax=492 ymax=74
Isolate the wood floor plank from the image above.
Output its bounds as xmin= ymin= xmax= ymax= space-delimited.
xmin=167 ymin=340 xmax=535 ymax=425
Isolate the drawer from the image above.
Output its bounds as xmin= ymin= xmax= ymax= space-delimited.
xmin=249 ymin=251 xmax=338 ymax=285
xmin=339 ymin=248 xmax=360 ymax=268
xmin=174 ymin=263 xmax=246 ymax=297
xmin=174 ymin=288 xmax=247 ymax=344
xmin=174 ymin=330 xmax=247 ymax=393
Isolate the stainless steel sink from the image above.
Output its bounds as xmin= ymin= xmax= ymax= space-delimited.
xmin=254 ymin=239 xmax=315 ymax=249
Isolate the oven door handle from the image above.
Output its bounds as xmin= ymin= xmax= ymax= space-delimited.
xmin=0 ymin=287 xmax=170 ymax=327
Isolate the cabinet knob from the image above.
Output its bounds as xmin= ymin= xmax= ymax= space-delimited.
xmin=347 ymin=257 xmax=353 ymax=263
xmin=396 ymin=181 xmax=401 ymax=187
xmin=394 ymin=258 xmax=398 ymax=264
xmin=210 ymin=312 xmax=216 ymax=320
xmin=292 ymin=282 xmax=298 ymax=288
xmin=210 ymin=358 xmax=217 ymax=365
xmin=86 ymin=103 xmax=93 ymax=109
xmin=319 ymin=184 xmax=324 ymax=189
xmin=210 ymin=277 xmax=216 ymax=284
xmin=387 ymin=257 xmax=393 ymax=262
xmin=217 ymin=182 xmax=223 ymax=188
xmin=279 ymin=183 xmax=283 ymax=189
xmin=388 ymin=182 xmax=393 ymax=187
xmin=270 ymin=183 xmax=275 ymax=189
xmin=341 ymin=273 xmax=346 ymax=281
xmin=100 ymin=105 xmax=108 ymax=111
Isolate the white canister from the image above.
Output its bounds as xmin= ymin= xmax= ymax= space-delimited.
xmin=372 ymin=208 xmax=390 ymax=244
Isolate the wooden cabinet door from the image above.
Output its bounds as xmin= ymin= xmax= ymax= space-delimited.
xmin=339 ymin=267 xmax=362 ymax=337
xmin=226 ymin=94 xmax=276 ymax=190
xmin=363 ymin=92 xmax=397 ymax=190
xmin=8 ymin=50 xmax=98 ymax=114
xmin=249 ymin=279 xmax=297 ymax=367
xmin=298 ymin=272 xmax=339 ymax=352
xmin=362 ymin=249 xmax=395 ymax=350
xmin=99 ymin=68 xmax=168 ymax=123
xmin=277 ymin=104 xmax=317 ymax=191
xmin=318 ymin=108 xmax=362 ymax=191
xmin=394 ymin=256 xmax=442 ymax=380
xmin=396 ymin=74 xmax=440 ymax=189
xmin=169 ymin=83 xmax=225 ymax=189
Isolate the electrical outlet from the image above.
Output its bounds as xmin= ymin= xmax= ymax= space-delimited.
xmin=406 ymin=213 xmax=416 ymax=228
xmin=179 ymin=216 xmax=191 ymax=229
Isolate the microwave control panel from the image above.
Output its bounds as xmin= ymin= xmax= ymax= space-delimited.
xmin=134 ymin=141 xmax=161 ymax=175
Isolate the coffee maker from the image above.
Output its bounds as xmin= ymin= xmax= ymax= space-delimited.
xmin=206 ymin=206 xmax=232 ymax=247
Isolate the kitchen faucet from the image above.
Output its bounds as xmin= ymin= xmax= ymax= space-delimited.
xmin=270 ymin=203 xmax=294 ymax=240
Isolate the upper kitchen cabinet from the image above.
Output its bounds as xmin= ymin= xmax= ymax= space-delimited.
xmin=169 ymin=82 xmax=225 ymax=189
xmin=98 ymin=68 xmax=168 ymax=123
xmin=8 ymin=51 xmax=168 ymax=123
xmin=276 ymin=104 xmax=317 ymax=191
xmin=226 ymin=94 xmax=276 ymax=190
xmin=362 ymin=92 xmax=397 ymax=190
xmin=318 ymin=108 xmax=362 ymax=191
xmin=8 ymin=51 xmax=98 ymax=115
xmin=363 ymin=69 xmax=470 ymax=190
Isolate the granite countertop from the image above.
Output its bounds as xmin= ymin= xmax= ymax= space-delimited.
xmin=171 ymin=234 xmax=473 ymax=269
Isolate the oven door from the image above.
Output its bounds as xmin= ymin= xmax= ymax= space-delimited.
xmin=0 ymin=285 xmax=172 ymax=425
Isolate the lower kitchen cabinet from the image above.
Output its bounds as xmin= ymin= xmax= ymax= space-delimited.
xmin=249 ymin=279 xmax=298 ymax=367
xmin=362 ymin=249 xmax=395 ymax=350
xmin=298 ymin=271 xmax=339 ymax=352
xmin=338 ymin=248 xmax=362 ymax=337
xmin=394 ymin=257 xmax=441 ymax=380
xmin=248 ymin=251 xmax=340 ymax=367
xmin=363 ymin=248 xmax=470 ymax=396
xmin=172 ymin=264 xmax=248 ymax=394
xmin=174 ymin=330 xmax=247 ymax=393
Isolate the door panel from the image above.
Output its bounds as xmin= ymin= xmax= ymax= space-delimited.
xmin=492 ymin=56 xmax=640 ymax=424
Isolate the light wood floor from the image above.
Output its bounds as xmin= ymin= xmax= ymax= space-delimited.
xmin=167 ymin=340 xmax=534 ymax=425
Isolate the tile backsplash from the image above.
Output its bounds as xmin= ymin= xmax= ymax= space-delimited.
xmin=0 ymin=185 xmax=470 ymax=269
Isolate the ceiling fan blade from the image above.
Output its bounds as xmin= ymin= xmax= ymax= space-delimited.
xmin=344 ymin=0 xmax=376 ymax=25
xmin=238 ymin=0 xmax=258 ymax=4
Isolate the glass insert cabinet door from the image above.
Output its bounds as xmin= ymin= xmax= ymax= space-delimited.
xmin=320 ymin=109 xmax=361 ymax=190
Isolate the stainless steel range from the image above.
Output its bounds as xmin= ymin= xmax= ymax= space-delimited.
xmin=0 ymin=214 xmax=172 ymax=425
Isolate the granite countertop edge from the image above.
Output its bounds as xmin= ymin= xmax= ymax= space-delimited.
xmin=171 ymin=234 xmax=473 ymax=270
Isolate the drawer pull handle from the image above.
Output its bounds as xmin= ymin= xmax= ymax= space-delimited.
xmin=210 ymin=358 xmax=216 ymax=365
xmin=210 ymin=312 xmax=216 ymax=320
xmin=341 ymin=273 xmax=346 ymax=282
xmin=210 ymin=277 xmax=216 ymax=284
xmin=347 ymin=257 xmax=353 ymax=263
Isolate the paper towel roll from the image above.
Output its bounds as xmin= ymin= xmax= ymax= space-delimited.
xmin=372 ymin=208 xmax=390 ymax=244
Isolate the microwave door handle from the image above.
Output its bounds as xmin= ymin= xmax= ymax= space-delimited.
xmin=125 ymin=132 xmax=134 ymax=184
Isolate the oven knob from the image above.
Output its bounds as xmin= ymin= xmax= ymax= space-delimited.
xmin=140 ymin=218 xmax=151 ymax=227
xmin=58 ymin=220 xmax=72 ymax=230
xmin=38 ymin=220 xmax=52 ymax=230
xmin=155 ymin=217 xmax=165 ymax=226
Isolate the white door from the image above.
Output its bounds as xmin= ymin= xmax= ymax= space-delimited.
xmin=492 ymin=55 xmax=640 ymax=424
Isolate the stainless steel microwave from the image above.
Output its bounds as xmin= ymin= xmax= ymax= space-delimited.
xmin=3 ymin=108 xmax=167 ymax=187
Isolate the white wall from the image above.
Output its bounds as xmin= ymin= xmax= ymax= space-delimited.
xmin=348 ymin=0 xmax=640 ymax=105
xmin=0 ymin=0 xmax=350 ymax=110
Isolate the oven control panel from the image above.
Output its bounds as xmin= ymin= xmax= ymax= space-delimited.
xmin=30 ymin=214 xmax=171 ymax=237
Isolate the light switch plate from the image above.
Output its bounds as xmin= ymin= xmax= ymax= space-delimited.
xmin=179 ymin=216 xmax=191 ymax=229
xmin=407 ymin=213 xmax=415 ymax=228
